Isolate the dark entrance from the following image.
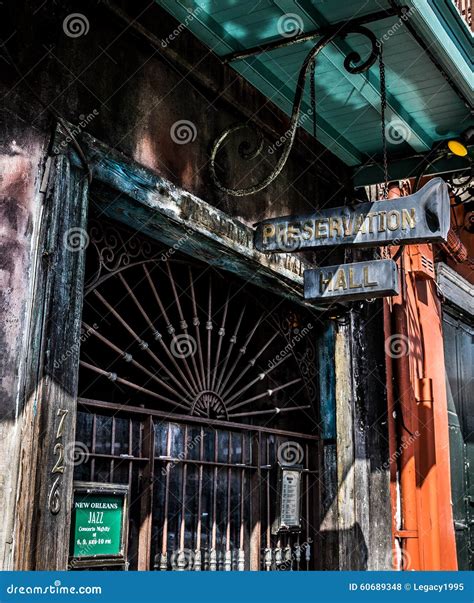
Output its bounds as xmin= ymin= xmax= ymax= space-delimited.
xmin=74 ymin=218 xmax=321 ymax=570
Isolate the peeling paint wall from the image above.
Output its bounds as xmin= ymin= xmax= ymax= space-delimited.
xmin=0 ymin=98 xmax=48 ymax=566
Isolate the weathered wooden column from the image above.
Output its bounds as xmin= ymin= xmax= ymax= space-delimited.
xmin=14 ymin=152 xmax=89 ymax=569
xmin=333 ymin=307 xmax=392 ymax=570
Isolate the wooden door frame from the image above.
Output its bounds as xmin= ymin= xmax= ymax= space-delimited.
xmin=13 ymin=120 xmax=324 ymax=570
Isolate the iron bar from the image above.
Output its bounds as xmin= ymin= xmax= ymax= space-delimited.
xmin=215 ymin=305 xmax=245 ymax=393
xmin=305 ymin=443 xmax=310 ymax=570
xmin=91 ymin=413 xmax=97 ymax=481
xmin=85 ymin=452 xmax=148 ymax=462
xmin=177 ymin=425 xmax=188 ymax=570
xmin=266 ymin=438 xmax=271 ymax=557
xmin=194 ymin=427 xmax=204 ymax=571
xmin=110 ymin=417 xmax=116 ymax=481
xmin=128 ymin=418 xmax=133 ymax=486
xmin=226 ymin=377 xmax=302 ymax=412
xmin=82 ymin=321 xmax=186 ymax=402
xmin=93 ymin=289 xmax=195 ymax=400
xmin=217 ymin=314 xmax=264 ymax=395
xmin=79 ymin=398 xmax=320 ymax=440
xmin=238 ymin=436 xmax=245 ymax=571
xmin=225 ymin=432 xmax=232 ymax=571
xmin=211 ymin=290 xmax=230 ymax=391
xmin=131 ymin=267 xmax=200 ymax=396
xmin=210 ymin=430 xmax=218 ymax=571
xmin=210 ymin=25 xmax=378 ymax=196
xmin=188 ymin=267 xmax=207 ymax=390
xmin=228 ymin=404 xmax=310 ymax=419
xmin=154 ymin=457 xmax=259 ymax=470
xmin=206 ymin=276 xmax=213 ymax=390
xmin=165 ymin=263 xmax=201 ymax=393
xmin=79 ymin=360 xmax=189 ymax=411
xmin=224 ymin=347 xmax=292 ymax=405
xmin=160 ymin=425 xmax=172 ymax=570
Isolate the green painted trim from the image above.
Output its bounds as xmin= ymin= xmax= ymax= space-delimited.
xmin=402 ymin=0 xmax=473 ymax=104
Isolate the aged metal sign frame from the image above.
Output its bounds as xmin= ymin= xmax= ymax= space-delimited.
xmin=255 ymin=178 xmax=450 ymax=253
xmin=69 ymin=481 xmax=129 ymax=569
xmin=272 ymin=466 xmax=303 ymax=534
xmin=304 ymin=259 xmax=399 ymax=303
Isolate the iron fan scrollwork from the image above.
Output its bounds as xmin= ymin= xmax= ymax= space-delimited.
xmin=79 ymin=221 xmax=316 ymax=424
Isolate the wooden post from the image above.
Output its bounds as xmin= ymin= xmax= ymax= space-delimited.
xmin=334 ymin=322 xmax=356 ymax=570
xmin=14 ymin=155 xmax=89 ymax=569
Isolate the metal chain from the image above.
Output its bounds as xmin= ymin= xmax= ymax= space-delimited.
xmin=379 ymin=43 xmax=389 ymax=198
xmin=310 ymin=58 xmax=317 ymax=141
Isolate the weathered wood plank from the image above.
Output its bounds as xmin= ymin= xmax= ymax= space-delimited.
xmin=334 ymin=322 xmax=358 ymax=570
xmin=52 ymin=124 xmax=334 ymax=311
xmin=318 ymin=322 xmax=336 ymax=440
xmin=15 ymin=156 xmax=89 ymax=570
xmin=351 ymin=306 xmax=392 ymax=569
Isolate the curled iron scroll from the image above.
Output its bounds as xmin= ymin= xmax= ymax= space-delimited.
xmin=210 ymin=25 xmax=379 ymax=196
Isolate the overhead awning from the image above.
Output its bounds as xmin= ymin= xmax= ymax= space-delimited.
xmin=156 ymin=0 xmax=473 ymax=185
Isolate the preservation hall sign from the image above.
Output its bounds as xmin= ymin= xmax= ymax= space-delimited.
xmin=304 ymin=259 xmax=399 ymax=302
xmin=254 ymin=178 xmax=449 ymax=252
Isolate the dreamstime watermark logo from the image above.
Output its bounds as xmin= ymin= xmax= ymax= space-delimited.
xmin=65 ymin=441 xmax=90 ymax=466
xmin=276 ymin=235 xmax=302 ymax=252
xmin=170 ymin=334 xmax=197 ymax=358
xmin=161 ymin=6 xmax=203 ymax=48
xmin=63 ymin=227 xmax=90 ymax=252
xmin=268 ymin=108 xmax=313 ymax=155
xmin=276 ymin=539 xmax=313 ymax=570
xmin=268 ymin=323 xmax=313 ymax=369
xmin=161 ymin=433 xmax=202 ymax=476
xmin=376 ymin=430 xmax=420 ymax=474
xmin=63 ymin=13 xmax=90 ymax=38
xmin=277 ymin=13 xmax=304 ymax=38
xmin=376 ymin=4 xmax=418 ymax=48
xmin=160 ymin=227 xmax=194 ymax=262
xmin=385 ymin=119 xmax=411 ymax=145
xmin=53 ymin=322 xmax=98 ymax=369
xmin=53 ymin=109 xmax=99 ymax=154
xmin=384 ymin=334 xmax=411 ymax=358
xmin=6 ymin=579 xmax=101 ymax=595
xmin=170 ymin=548 xmax=195 ymax=570
xmin=385 ymin=545 xmax=412 ymax=570
xmin=277 ymin=441 xmax=304 ymax=466
xmin=170 ymin=120 xmax=197 ymax=145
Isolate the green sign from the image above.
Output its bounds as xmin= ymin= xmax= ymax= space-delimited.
xmin=71 ymin=492 xmax=124 ymax=558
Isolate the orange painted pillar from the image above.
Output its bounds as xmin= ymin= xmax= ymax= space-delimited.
xmin=383 ymin=185 xmax=457 ymax=570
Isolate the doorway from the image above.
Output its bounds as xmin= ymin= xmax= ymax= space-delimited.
xmin=74 ymin=218 xmax=321 ymax=570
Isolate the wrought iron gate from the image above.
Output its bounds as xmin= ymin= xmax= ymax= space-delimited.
xmin=74 ymin=219 xmax=320 ymax=570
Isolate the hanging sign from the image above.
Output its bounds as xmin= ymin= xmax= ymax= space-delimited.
xmin=304 ymin=259 xmax=399 ymax=302
xmin=69 ymin=482 xmax=128 ymax=568
xmin=254 ymin=178 xmax=449 ymax=253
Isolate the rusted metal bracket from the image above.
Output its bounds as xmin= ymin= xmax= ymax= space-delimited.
xmin=210 ymin=25 xmax=379 ymax=196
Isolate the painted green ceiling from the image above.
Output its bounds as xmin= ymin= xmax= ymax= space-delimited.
xmin=156 ymin=0 xmax=473 ymax=177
